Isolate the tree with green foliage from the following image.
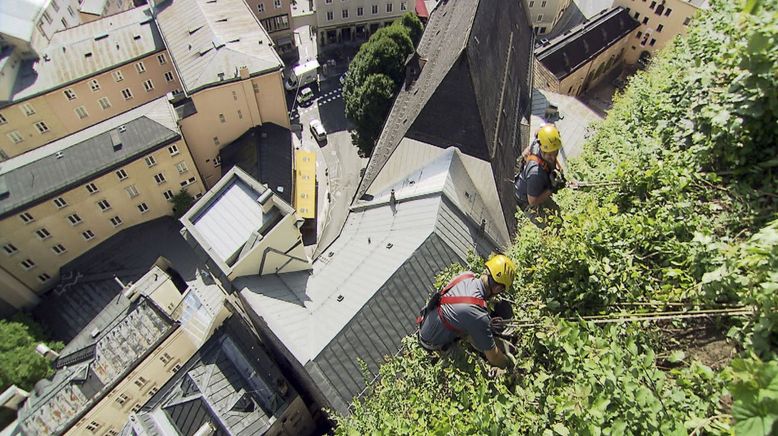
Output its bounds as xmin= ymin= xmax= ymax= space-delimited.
xmin=344 ymin=14 xmax=422 ymax=155
xmin=171 ymin=190 xmax=194 ymax=219
xmin=337 ymin=0 xmax=778 ymax=433
xmin=399 ymin=12 xmax=424 ymax=46
xmin=0 ymin=315 xmax=62 ymax=391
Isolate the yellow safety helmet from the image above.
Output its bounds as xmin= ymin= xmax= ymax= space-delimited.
xmin=485 ymin=254 xmax=516 ymax=289
xmin=537 ymin=124 xmax=562 ymax=153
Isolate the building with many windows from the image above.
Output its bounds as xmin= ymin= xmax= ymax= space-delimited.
xmin=242 ymin=0 xmax=295 ymax=55
xmin=0 ymin=97 xmax=203 ymax=306
xmin=0 ymin=6 xmax=182 ymax=159
xmin=615 ymin=0 xmax=708 ymax=64
xmin=534 ymin=7 xmax=639 ymax=96
xmin=313 ymin=0 xmax=408 ymax=45
xmin=0 ymin=0 xmax=82 ymax=57
xmin=155 ymin=0 xmax=289 ymax=188
xmin=525 ymin=0 xmax=572 ymax=35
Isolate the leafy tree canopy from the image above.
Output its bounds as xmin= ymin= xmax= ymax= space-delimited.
xmin=0 ymin=314 xmax=62 ymax=392
xmin=172 ymin=189 xmax=194 ymax=219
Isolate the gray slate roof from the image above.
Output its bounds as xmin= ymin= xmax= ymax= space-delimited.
xmin=125 ymin=317 xmax=296 ymax=436
xmin=0 ymin=97 xmax=180 ymax=218
xmin=535 ymin=7 xmax=639 ymax=80
xmin=355 ymin=0 xmax=534 ymax=236
xmin=154 ymin=0 xmax=283 ymax=94
xmin=238 ymin=148 xmax=497 ymax=414
xmin=7 ymin=7 xmax=164 ymax=103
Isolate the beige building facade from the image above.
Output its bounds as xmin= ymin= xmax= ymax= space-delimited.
xmin=526 ymin=0 xmax=572 ymax=35
xmin=615 ymin=0 xmax=707 ymax=64
xmin=314 ymin=0 xmax=408 ymax=45
xmin=0 ymin=98 xmax=204 ymax=306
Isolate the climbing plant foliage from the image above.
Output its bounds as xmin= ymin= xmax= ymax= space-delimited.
xmin=337 ymin=0 xmax=778 ymax=434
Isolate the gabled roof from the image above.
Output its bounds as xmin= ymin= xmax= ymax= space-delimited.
xmin=154 ymin=0 xmax=283 ymax=94
xmin=7 ymin=7 xmax=164 ymax=103
xmin=0 ymin=97 xmax=180 ymax=218
xmin=535 ymin=7 xmax=639 ymax=80
xmin=237 ymin=148 xmax=497 ymax=413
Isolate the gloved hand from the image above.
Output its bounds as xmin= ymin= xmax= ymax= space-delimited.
xmin=550 ymin=169 xmax=566 ymax=193
xmin=490 ymin=317 xmax=508 ymax=334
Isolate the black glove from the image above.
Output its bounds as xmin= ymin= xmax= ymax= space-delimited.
xmin=550 ymin=169 xmax=566 ymax=193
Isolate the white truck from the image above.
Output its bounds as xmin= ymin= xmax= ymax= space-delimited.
xmin=285 ymin=60 xmax=320 ymax=91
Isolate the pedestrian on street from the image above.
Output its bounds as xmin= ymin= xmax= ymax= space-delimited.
xmin=514 ymin=123 xmax=565 ymax=228
xmin=416 ymin=254 xmax=517 ymax=368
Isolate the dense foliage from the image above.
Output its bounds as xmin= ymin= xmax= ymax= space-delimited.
xmin=0 ymin=314 xmax=62 ymax=392
xmin=343 ymin=12 xmax=422 ymax=156
xmin=171 ymin=189 xmax=194 ymax=219
xmin=337 ymin=0 xmax=777 ymax=434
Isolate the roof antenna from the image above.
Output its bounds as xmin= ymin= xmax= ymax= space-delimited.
xmin=389 ymin=189 xmax=397 ymax=215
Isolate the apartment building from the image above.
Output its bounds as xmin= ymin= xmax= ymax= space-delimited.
xmin=155 ymin=0 xmax=289 ymax=188
xmin=615 ymin=0 xmax=708 ymax=64
xmin=78 ymin=0 xmax=137 ymax=23
xmin=16 ymin=265 xmax=232 ymax=436
xmin=314 ymin=0 xmax=408 ymax=45
xmin=0 ymin=97 xmax=204 ymax=306
xmin=534 ymin=7 xmax=639 ymax=96
xmin=525 ymin=0 xmax=572 ymax=35
xmin=242 ymin=0 xmax=295 ymax=54
xmin=0 ymin=0 xmax=82 ymax=56
xmin=0 ymin=7 xmax=182 ymax=159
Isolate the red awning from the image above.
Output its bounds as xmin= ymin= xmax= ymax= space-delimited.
xmin=415 ymin=0 xmax=429 ymax=18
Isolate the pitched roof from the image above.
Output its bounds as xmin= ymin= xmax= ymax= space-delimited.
xmin=535 ymin=7 xmax=639 ymax=80
xmin=237 ymin=148 xmax=497 ymax=413
xmin=154 ymin=0 xmax=283 ymax=94
xmin=0 ymin=97 xmax=180 ymax=218
xmin=0 ymin=0 xmax=50 ymax=43
xmin=6 ymin=7 xmax=164 ymax=103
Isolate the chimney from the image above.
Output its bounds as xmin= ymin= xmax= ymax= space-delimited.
xmin=35 ymin=343 xmax=60 ymax=361
xmin=110 ymin=129 xmax=122 ymax=151
xmin=239 ymin=65 xmax=249 ymax=80
xmin=257 ymin=189 xmax=274 ymax=213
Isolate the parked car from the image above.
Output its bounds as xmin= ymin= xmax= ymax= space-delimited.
xmin=296 ymin=87 xmax=314 ymax=106
xmin=309 ymin=119 xmax=327 ymax=142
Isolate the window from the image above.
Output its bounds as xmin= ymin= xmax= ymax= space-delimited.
xmin=176 ymin=161 xmax=188 ymax=174
xmin=342 ymin=8 xmax=348 ymax=18
xmin=401 ymin=1 xmax=407 ymax=10
xmin=42 ymin=11 xmax=52 ymax=23
xmin=157 ymin=53 xmax=166 ymax=64
xmin=274 ymin=0 xmax=281 ymax=7
xmin=53 ymin=196 xmax=67 ymax=208
xmin=125 ymin=185 xmax=139 ymax=198
xmin=163 ymin=190 xmax=174 ymax=201
xmin=218 ymin=113 xmax=225 ymax=123
xmin=136 ymin=62 xmax=146 ymax=73
xmin=67 ymin=5 xmax=74 ymax=16
xmin=0 ymin=113 xmax=6 ymax=124
xmin=85 ymin=421 xmax=101 ymax=432
xmin=213 ymin=136 xmax=220 ymax=146
xmin=38 ymin=273 xmax=51 ymax=282
xmin=372 ymin=4 xmax=378 ymax=14
xmin=180 ymin=177 xmax=196 ymax=187
xmin=115 ymin=393 xmax=129 ymax=406
xmin=21 ymin=259 xmax=36 ymax=270
xmin=131 ymin=403 xmax=142 ymax=413
xmin=113 ymin=70 xmax=124 ymax=82
xmin=634 ymin=12 xmax=640 ymax=19
xmin=541 ymin=0 xmax=546 ymax=7
xmin=386 ymin=3 xmax=392 ymax=12
xmin=257 ymin=3 xmax=264 ymax=12
xmin=3 ymin=243 xmax=19 ymax=255
xmin=64 ymin=88 xmax=77 ymax=100
xmin=75 ymin=106 xmax=88 ymax=119
xmin=326 ymin=10 xmax=333 ymax=20
xmin=164 ymin=71 xmax=174 ymax=82
xmin=650 ymin=0 xmax=656 ymax=8
xmin=97 ymin=199 xmax=111 ymax=211
xmin=51 ymin=1 xmax=59 ymax=11
xmin=168 ymin=144 xmax=179 ymax=156
xmin=325 ymin=0 xmax=331 ymax=3
xmin=121 ymin=88 xmax=133 ymax=100
xmin=116 ymin=169 xmax=128 ymax=180
xmin=656 ymin=24 xmax=663 ymax=32
xmin=82 ymin=230 xmax=95 ymax=241
xmin=642 ymin=17 xmax=648 ymax=24
xmin=357 ymin=6 xmax=363 ymax=15
xmin=35 ymin=121 xmax=49 ymax=133
xmin=664 ymin=7 xmax=671 ymax=16
xmin=637 ymin=30 xmax=643 ymax=38
xmin=537 ymin=14 xmax=543 ymax=22
xmin=154 ymin=173 xmax=166 ymax=184
xmin=649 ymin=38 xmax=656 ymax=46
xmin=529 ymin=0 xmax=534 ymax=6
xmin=98 ymin=97 xmax=111 ymax=110
xmin=213 ymin=155 xmax=222 ymax=167
xmin=104 ymin=429 xmax=119 ymax=436
xmin=67 ymin=213 xmax=82 ymax=225
xmin=8 ymin=131 xmax=23 ymax=144
xmin=237 ymin=110 xmax=243 ymax=119
xmin=143 ymin=79 xmax=154 ymax=92
xmin=160 ymin=352 xmax=173 ymax=364
xmin=172 ymin=363 xmax=182 ymax=373
xmin=137 ymin=202 xmax=149 ymax=213
xmin=89 ymin=79 xmax=100 ymax=91
xmin=232 ymin=91 xmax=237 ymax=101
xmin=86 ymin=182 xmax=99 ymax=193
xmin=21 ymin=103 xmax=35 ymax=116
xmin=35 ymin=228 xmax=51 ymax=239
xmin=683 ymin=16 xmax=691 ymax=25
xmin=110 ymin=216 xmax=123 ymax=227
xmin=148 ymin=386 xmax=159 ymax=396
xmin=20 ymin=212 xmax=34 ymax=223
xmin=52 ymin=243 xmax=67 ymax=254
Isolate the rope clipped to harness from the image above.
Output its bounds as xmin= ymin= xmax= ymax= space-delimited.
xmin=416 ymin=273 xmax=485 ymax=336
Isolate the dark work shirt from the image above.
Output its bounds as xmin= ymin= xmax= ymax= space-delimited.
xmin=514 ymin=141 xmax=551 ymax=207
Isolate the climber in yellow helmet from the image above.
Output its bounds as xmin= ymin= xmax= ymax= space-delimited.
xmin=416 ymin=254 xmax=517 ymax=368
xmin=514 ymin=123 xmax=564 ymax=228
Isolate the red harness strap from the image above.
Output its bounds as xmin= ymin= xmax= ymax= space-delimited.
xmin=525 ymin=154 xmax=551 ymax=173
xmin=436 ymin=273 xmax=485 ymax=335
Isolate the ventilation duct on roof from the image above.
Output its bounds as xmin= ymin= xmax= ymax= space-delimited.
xmin=110 ymin=130 xmax=122 ymax=151
xmin=212 ymin=37 xmax=225 ymax=49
